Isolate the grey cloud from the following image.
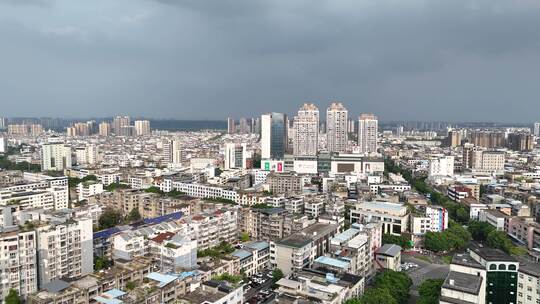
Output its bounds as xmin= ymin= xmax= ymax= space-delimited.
xmin=0 ymin=0 xmax=54 ymax=7
xmin=1 ymin=0 xmax=540 ymax=122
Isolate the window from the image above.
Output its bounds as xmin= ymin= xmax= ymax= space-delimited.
xmin=509 ymin=265 xmax=517 ymax=270
xmin=490 ymin=264 xmax=497 ymax=270
xmin=499 ymin=264 xmax=507 ymax=271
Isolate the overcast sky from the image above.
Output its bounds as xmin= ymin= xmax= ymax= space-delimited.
xmin=1 ymin=0 xmax=540 ymax=122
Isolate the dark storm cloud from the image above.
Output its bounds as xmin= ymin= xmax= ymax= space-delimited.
xmin=1 ymin=0 xmax=540 ymax=122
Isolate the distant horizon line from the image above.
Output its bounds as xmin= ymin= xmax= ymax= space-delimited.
xmin=1 ymin=117 xmax=537 ymax=125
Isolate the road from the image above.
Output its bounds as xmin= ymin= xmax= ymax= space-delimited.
xmin=402 ymin=254 xmax=450 ymax=304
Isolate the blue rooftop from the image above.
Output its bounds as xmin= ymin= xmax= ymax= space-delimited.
xmin=332 ymin=228 xmax=360 ymax=243
xmin=143 ymin=211 xmax=183 ymax=225
xmin=314 ymin=256 xmax=350 ymax=269
xmin=232 ymin=249 xmax=252 ymax=260
xmin=103 ymin=289 xmax=126 ymax=298
xmin=146 ymin=272 xmax=178 ymax=288
xmin=177 ymin=270 xmax=199 ymax=280
xmin=244 ymin=241 xmax=269 ymax=251
xmin=93 ymin=227 xmax=121 ymax=240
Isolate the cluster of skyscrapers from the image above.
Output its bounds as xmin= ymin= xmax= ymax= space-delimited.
xmin=257 ymin=102 xmax=379 ymax=160
xmin=66 ymin=116 xmax=151 ymax=137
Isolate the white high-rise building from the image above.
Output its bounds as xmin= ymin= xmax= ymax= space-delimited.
xmin=358 ymin=113 xmax=378 ymax=154
xmin=429 ymin=156 xmax=454 ymax=177
xmin=36 ymin=218 xmax=93 ymax=288
xmin=224 ymin=143 xmax=248 ymax=170
xmin=172 ymin=140 xmax=183 ymax=164
xmin=86 ymin=144 xmax=99 ymax=165
xmin=293 ymin=103 xmax=319 ymax=157
xmin=534 ymin=122 xmax=540 ymax=137
xmin=134 ymin=120 xmax=151 ymax=136
xmin=0 ymin=137 xmax=6 ymax=153
xmin=0 ymin=230 xmax=38 ymax=299
xmin=326 ymin=102 xmax=348 ymax=153
xmin=41 ymin=143 xmax=72 ymax=171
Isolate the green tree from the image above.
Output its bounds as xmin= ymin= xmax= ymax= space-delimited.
xmin=94 ymin=256 xmax=112 ymax=271
xmin=455 ymin=207 xmax=469 ymax=224
xmin=344 ymin=298 xmax=362 ymax=304
xmin=127 ymin=208 xmax=142 ymax=222
xmin=373 ymin=270 xmax=412 ymax=304
xmin=144 ymin=186 xmax=163 ymax=194
xmin=417 ymin=279 xmax=444 ymax=304
xmin=360 ymin=288 xmax=398 ymax=304
xmin=251 ymin=203 xmax=273 ymax=209
xmin=487 ymin=230 xmax=509 ymax=251
xmin=272 ymin=268 xmax=284 ymax=283
xmin=382 ymin=234 xmax=411 ymax=249
xmin=98 ymin=208 xmax=123 ymax=229
xmin=240 ymin=232 xmax=250 ymax=242
xmin=425 ymin=231 xmax=451 ymax=252
xmin=4 ymin=289 xmax=21 ymax=304
xmin=125 ymin=281 xmax=136 ymax=290
xmin=468 ymin=220 xmax=495 ymax=242
xmin=486 ymin=230 xmax=525 ymax=255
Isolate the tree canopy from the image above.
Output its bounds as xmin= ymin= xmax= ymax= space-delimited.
xmin=98 ymin=208 xmax=123 ymax=230
xmin=468 ymin=220 xmax=495 ymax=242
xmin=272 ymin=268 xmax=284 ymax=283
xmin=487 ymin=230 xmax=527 ymax=255
xmin=424 ymin=223 xmax=470 ymax=253
xmin=4 ymin=289 xmax=21 ymax=304
xmin=382 ymin=234 xmax=411 ymax=249
xmin=127 ymin=208 xmax=142 ymax=223
xmin=417 ymin=279 xmax=444 ymax=304
xmin=345 ymin=270 xmax=411 ymax=304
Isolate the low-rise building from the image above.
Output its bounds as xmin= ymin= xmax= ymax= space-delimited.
xmin=231 ymin=241 xmax=270 ymax=276
xmin=478 ymin=209 xmax=508 ymax=231
xmin=350 ymin=201 xmax=409 ymax=235
xmin=275 ymin=269 xmax=364 ymax=304
xmin=374 ymin=244 xmax=401 ymax=271
xmin=270 ymin=223 xmax=338 ymax=275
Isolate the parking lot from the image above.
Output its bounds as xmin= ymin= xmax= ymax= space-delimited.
xmin=402 ymin=254 xmax=450 ymax=287
xmin=244 ymin=271 xmax=276 ymax=303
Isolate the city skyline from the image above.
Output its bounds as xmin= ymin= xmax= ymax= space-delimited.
xmin=2 ymin=0 xmax=540 ymax=122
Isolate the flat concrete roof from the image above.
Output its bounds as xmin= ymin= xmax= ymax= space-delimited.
xmin=442 ymin=271 xmax=483 ymax=295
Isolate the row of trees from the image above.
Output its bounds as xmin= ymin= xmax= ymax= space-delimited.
xmin=382 ymin=233 xmax=412 ymax=249
xmin=68 ymin=174 xmax=98 ymax=188
xmin=385 ymin=158 xmax=469 ymax=224
xmin=468 ymin=220 xmax=526 ymax=255
xmin=197 ymin=241 xmax=235 ymax=258
xmin=417 ymin=279 xmax=444 ymax=304
xmin=144 ymin=186 xmax=185 ymax=197
xmin=345 ymin=270 xmax=412 ymax=304
xmin=0 ymin=146 xmax=41 ymax=172
xmin=424 ymin=222 xmax=471 ymax=253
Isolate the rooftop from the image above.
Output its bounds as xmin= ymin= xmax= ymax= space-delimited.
xmin=442 ymin=271 xmax=483 ymax=295
xmin=451 ymin=252 xmax=483 ymax=269
xmin=278 ymin=223 xmax=337 ymax=248
xmin=232 ymin=249 xmax=252 ymax=260
xmin=314 ymin=256 xmax=350 ymax=269
xmin=243 ymin=240 xmax=269 ymax=251
xmin=470 ymin=242 xmax=516 ymax=263
xmin=331 ymin=227 xmax=360 ymax=244
xmin=376 ymin=244 xmax=402 ymax=257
